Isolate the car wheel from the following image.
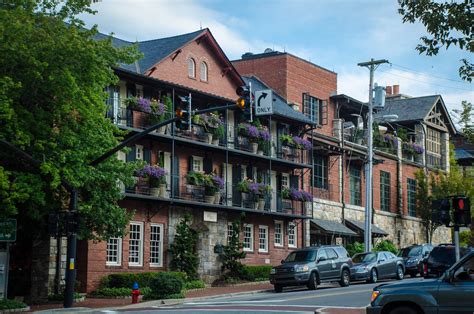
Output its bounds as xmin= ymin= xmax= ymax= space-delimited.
xmin=369 ymin=268 xmax=378 ymax=283
xmin=388 ymin=305 xmax=418 ymax=314
xmin=307 ymin=272 xmax=318 ymax=290
xmin=396 ymin=265 xmax=404 ymax=280
xmin=339 ymin=269 xmax=350 ymax=287
xmin=274 ymin=284 xmax=283 ymax=293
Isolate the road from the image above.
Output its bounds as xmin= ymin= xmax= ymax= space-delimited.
xmin=115 ymin=278 xmax=420 ymax=314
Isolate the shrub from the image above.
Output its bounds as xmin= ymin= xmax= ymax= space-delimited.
xmin=183 ymin=279 xmax=205 ymax=290
xmin=0 ymin=299 xmax=27 ymax=310
xmin=243 ymin=265 xmax=272 ymax=281
xmin=346 ymin=241 xmax=365 ymax=257
xmin=374 ymin=240 xmax=398 ymax=255
xmin=219 ymin=216 xmax=246 ymax=279
xmin=169 ymin=214 xmax=199 ymax=280
xmin=149 ymin=272 xmax=184 ymax=299
xmin=99 ymin=272 xmax=187 ymax=290
xmin=143 ymin=291 xmax=185 ymax=300
xmin=90 ymin=287 xmax=151 ymax=297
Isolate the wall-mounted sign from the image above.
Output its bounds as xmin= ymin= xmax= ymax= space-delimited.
xmin=203 ymin=211 xmax=217 ymax=223
xmin=0 ymin=219 xmax=16 ymax=242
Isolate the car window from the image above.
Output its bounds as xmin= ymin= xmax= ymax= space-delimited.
xmin=423 ymin=245 xmax=433 ymax=255
xmin=400 ymin=246 xmax=422 ymax=257
xmin=326 ymin=248 xmax=338 ymax=260
xmin=335 ymin=247 xmax=349 ymax=258
xmin=352 ymin=253 xmax=377 ymax=263
xmin=318 ymin=249 xmax=328 ymax=261
xmin=429 ymin=247 xmax=456 ymax=264
xmin=454 ymin=256 xmax=474 ymax=282
xmin=285 ymin=250 xmax=317 ymax=262
xmin=386 ymin=252 xmax=396 ymax=259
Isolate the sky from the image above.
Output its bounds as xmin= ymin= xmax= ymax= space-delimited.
xmin=81 ymin=0 xmax=473 ymax=123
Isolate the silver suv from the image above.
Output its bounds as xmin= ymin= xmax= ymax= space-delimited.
xmin=269 ymin=246 xmax=353 ymax=293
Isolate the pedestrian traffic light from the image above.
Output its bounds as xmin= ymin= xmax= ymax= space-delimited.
xmin=452 ymin=196 xmax=471 ymax=226
xmin=65 ymin=211 xmax=80 ymax=235
xmin=48 ymin=213 xmax=60 ymax=237
xmin=236 ymin=85 xmax=252 ymax=121
xmin=432 ymin=198 xmax=451 ymax=227
xmin=176 ymin=95 xmax=191 ymax=130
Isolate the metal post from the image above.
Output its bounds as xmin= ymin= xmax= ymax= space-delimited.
xmin=188 ymin=93 xmax=192 ymax=131
xmin=454 ymin=225 xmax=460 ymax=262
xmin=358 ymin=58 xmax=389 ymax=253
xmin=64 ymin=189 xmax=77 ymax=308
xmin=249 ymin=81 xmax=253 ymax=122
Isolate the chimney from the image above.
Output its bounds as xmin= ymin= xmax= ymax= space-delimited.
xmin=393 ymin=85 xmax=400 ymax=95
xmin=386 ymin=86 xmax=392 ymax=95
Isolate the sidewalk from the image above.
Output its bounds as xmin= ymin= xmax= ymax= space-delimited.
xmin=29 ymin=282 xmax=273 ymax=312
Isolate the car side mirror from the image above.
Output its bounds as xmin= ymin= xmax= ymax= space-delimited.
xmin=443 ymin=270 xmax=452 ymax=283
xmin=318 ymin=256 xmax=327 ymax=262
xmin=378 ymin=259 xmax=385 ymax=263
xmin=281 ymin=259 xmax=285 ymax=264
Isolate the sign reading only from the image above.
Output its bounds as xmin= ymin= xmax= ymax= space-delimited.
xmin=0 ymin=219 xmax=17 ymax=242
xmin=255 ymin=89 xmax=273 ymax=116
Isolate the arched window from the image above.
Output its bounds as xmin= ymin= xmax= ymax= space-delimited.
xmin=200 ymin=61 xmax=208 ymax=82
xmin=188 ymin=58 xmax=196 ymax=78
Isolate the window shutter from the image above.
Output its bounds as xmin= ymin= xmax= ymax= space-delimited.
xmin=203 ymin=157 xmax=212 ymax=173
xmin=290 ymin=175 xmax=299 ymax=189
xmin=247 ymin=163 xmax=254 ymax=180
xmin=126 ymin=83 xmax=136 ymax=97
xmin=126 ymin=146 xmax=136 ymax=162
xmin=172 ymin=155 xmax=180 ymax=197
xmin=232 ymin=165 xmax=242 ymax=206
xmin=188 ymin=156 xmax=194 ymax=172
xmin=321 ymin=100 xmax=328 ymax=125
xmin=143 ymin=86 xmax=152 ymax=100
xmin=144 ymin=148 xmax=151 ymax=164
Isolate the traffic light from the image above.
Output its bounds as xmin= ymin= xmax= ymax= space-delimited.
xmin=65 ymin=212 xmax=80 ymax=235
xmin=48 ymin=213 xmax=60 ymax=237
xmin=453 ymin=196 xmax=471 ymax=226
xmin=432 ymin=198 xmax=451 ymax=227
xmin=176 ymin=95 xmax=191 ymax=130
xmin=236 ymin=85 xmax=252 ymax=121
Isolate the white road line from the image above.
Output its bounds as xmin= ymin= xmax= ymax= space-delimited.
xmin=152 ymin=309 xmax=312 ymax=313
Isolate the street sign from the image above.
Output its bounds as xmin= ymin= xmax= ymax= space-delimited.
xmin=0 ymin=219 xmax=16 ymax=242
xmin=255 ymin=90 xmax=273 ymax=116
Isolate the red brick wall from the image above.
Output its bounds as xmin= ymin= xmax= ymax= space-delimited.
xmin=150 ymin=38 xmax=240 ymax=100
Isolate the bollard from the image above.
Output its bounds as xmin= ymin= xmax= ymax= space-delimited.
xmin=131 ymin=282 xmax=140 ymax=304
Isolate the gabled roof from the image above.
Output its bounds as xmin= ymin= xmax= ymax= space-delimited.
xmin=242 ymin=76 xmax=314 ymax=124
xmin=94 ymin=29 xmax=243 ymax=85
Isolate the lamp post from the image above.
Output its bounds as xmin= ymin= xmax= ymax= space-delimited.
xmin=358 ymin=58 xmax=389 ymax=252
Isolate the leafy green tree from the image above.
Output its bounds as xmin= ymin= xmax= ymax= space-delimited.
xmin=219 ymin=216 xmax=246 ymax=279
xmin=373 ymin=239 xmax=398 ymax=255
xmin=398 ymin=0 xmax=473 ymax=81
xmin=169 ymin=214 xmax=199 ymax=280
xmin=346 ymin=241 xmax=364 ymax=257
xmin=415 ymin=170 xmax=441 ymax=243
xmin=0 ymin=0 xmax=141 ymax=240
xmin=453 ymin=101 xmax=474 ymax=143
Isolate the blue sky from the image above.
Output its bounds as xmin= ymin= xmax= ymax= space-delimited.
xmin=81 ymin=0 xmax=472 ymax=120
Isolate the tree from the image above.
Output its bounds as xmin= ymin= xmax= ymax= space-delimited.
xmin=453 ymin=101 xmax=474 ymax=143
xmin=169 ymin=214 xmax=199 ymax=280
xmin=219 ymin=216 xmax=246 ymax=279
xmin=398 ymin=0 xmax=473 ymax=81
xmin=0 ymin=1 xmax=141 ymax=240
xmin=415 ymin=170 xmax=440 ymax=243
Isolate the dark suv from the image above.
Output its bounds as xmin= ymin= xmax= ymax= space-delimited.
xmin=424 ymin=244 xmax=471 ymax=278
xmin=269 ymin=246 xmax=353 ymax=293
xmin=398 ymin=244 xmax=433 ymax=277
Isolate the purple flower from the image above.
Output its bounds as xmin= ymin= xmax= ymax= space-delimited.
xmin=300 ymin=191 xmax=313 ymax=202
xmin=413 ymin=143 xmax=424 ymax=154
xmin=289 ymin=188 xmax=302 ymax=200
xmin=137 ymin=165 xmax=167 ymax=179
xmin=247 ymin=125 xmax=259 ymax=138
xmin=293 ymin=136 xmax=304 ymax=146
xmin=259 ymin=130 xmax=270 ymax=141
xmin=212 ymin=175 xmax=225 ymax=189
xmin=154 ymin=102 xmax=165 ymax=116
xmin=137 ymin=98 xmax=152 ymax=113
xmin=301 ymin=139 xmax=312 ymax=150
xmin=248 ymin=182 xmax=261 ymax=194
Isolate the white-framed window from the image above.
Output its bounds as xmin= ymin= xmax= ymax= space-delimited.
xmin=106 ymin=237 xmax=122 ymax=266
xmin=243 ymin=224 xmax=254 ymax=252
xmin=258 ymin=225 xmax=268 ymax=253
xmin=288 ymin=222 xmax=297 ymax=248
xmin=227 ymin=222 xmax=234 ymax=245
xmin=136 ymin=145 xmax=144 ymax=160
xmin=200 ymin=61 xmax=208 ymax=82
xmin=281 ymin=173 xmax=289 ymax=188
xmin=274 ymin=220 xmax=283 ymax=247
xmin=192 ymin=156 xmax=203 ymax=172
xmin=128 ymin=222 xmax=144 ymax=266
xmin=150 ymin=223 xmax=163 ymax=267
xmin=135 ymin=84 xmax=143 ymax=98
xmin=188 ymin=58 xmax=196 ymax=78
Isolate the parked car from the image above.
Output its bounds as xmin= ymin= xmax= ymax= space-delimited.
xmin=398 ymin=244 xmax=433 ymax=277
xmin=367 ymin=251 xmax=474 ymax=314
xmin=269 ymin=245 xmax=352 ymax=293
xmin=350 ymin=251 xmax=404 ymax=283
xmin=424 ymin=244 xmax=471 ymax=278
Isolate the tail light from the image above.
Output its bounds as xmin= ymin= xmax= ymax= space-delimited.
xmin=423 ymin=263 xmax=428 ymax=274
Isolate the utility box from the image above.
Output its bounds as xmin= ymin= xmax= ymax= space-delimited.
xmin=373 ymin=85 xmax=386 ymax=110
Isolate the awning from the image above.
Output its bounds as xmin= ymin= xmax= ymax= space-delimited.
xmin=344 ymin=219 xmax=389 ymax=237
xmin=311 ymin=219 xmax=358 ymax=236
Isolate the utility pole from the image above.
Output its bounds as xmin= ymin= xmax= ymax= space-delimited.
xmin=357 ymin=58 xmax=389 ymax=252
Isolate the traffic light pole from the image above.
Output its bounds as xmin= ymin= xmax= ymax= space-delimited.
xmin=454 ymin=226 xmax=460 ymax=262
xmin=64 ymin=189 xmax=77 ymax=308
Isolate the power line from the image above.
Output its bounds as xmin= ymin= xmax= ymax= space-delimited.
xmin=390 ymin=63 xmax=467 ymax=84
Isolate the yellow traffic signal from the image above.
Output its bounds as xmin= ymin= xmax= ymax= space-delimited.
xmin=175 ymin=108 xmax=185 ymax=118
xmin=236 ymin=97 xmax=246 ymax=110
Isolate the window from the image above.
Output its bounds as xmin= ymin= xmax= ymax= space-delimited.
xmin=188 ymin=58 xmax=196 ymax=78
xmin=326 ymin=248 xmax=338 ymax=260
xmin=313 ymin=155 xmax=328 ymax=189
xmin=243 ymin=224 xmax=254 ymax=252
xmin=349 ymin=166 xmax=361 ymax=206
xmin=150 ymin=224 xmax=163 ymax=267
xmin=288 ymin=222 xmax=297 ymax=248
xmin=135 ymin=145 xmax=143 ymax=160
xmin=407 ymin=178 xmax=417 ymax=216
xmin=274 ymin=220 xmax=283 ymax=247
xmin=380 ymin=171 xmax=391 ymax=212
xmin=303 ymin=93 xmax=326 ymax=125
xmin=106 ymin=237 xmax=122 ymax=266
xmin=227 ymin=223 xmax=234 ymax=245
xmin=427 ymin=128 xmax=441 ymax=167
xmin=281 ymin=173 xmax=289 ymax=188
xmin=258 ymin=225 xmax=268 ymax=253
xmin=200 ymin=61 xmax=208 ymax=82
xmin=128 ymin=222 xmax=144 ymax=266
xmin=192 ymin=156 xmax=203 ymax=172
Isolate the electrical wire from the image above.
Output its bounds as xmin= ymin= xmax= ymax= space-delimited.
xmin=390 ymin=63 xmax=467 ymax=84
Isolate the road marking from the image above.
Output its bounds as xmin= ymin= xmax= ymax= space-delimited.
xmin=152 ymin=309 xmax=312 ymax=313
xmin=183 ymin=300 xmax=285 ymax=305
xmin=282 ymin=288 xmax=370 ymax=302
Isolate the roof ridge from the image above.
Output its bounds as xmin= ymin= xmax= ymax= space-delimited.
xmin=137 ymin=29 xmax=206 ymax=44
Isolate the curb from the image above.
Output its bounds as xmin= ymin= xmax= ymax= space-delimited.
xmin=0 ymin=306 xmax=30 ymax=313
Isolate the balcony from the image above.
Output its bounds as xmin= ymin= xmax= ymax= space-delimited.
xmin=124 ymin=175 xmax=312 ymax=218
xmin=109 ymin=107 xmax=311 ymax=166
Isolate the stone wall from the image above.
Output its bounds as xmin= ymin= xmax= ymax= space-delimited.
xmin=47 ymin=237 xmax=67 ymax=295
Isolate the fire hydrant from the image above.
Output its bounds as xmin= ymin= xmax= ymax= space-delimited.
xmin=131 ymin=282 xmax=140 ymax=304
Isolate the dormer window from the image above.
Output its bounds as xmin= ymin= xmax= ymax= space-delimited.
xmin=200 ymin=61 xmax=208 ymax=82
xmin=188 ymin=58 xmax=196 ymax=78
